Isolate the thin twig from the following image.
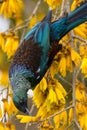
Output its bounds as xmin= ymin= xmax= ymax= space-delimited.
xmin=39 ymin=105 xmax=73 ymax=123
xmin=53 ymin=7 xmax=59 ymax=20
xmin=27 ymin=0 xmax=41 ymax=22
xmin=25 ymin=104 xmax=35 ymax=130
xmin=15 ymin=0 xmax=41 ymax=32
xmin=27 ymin=105 xmax=73 ymax=127
xmin=64 ymin=121 xmax=74 ymax=130
xmin=60 ymin=0 xmax=65 ymax=17
xmin=72 ymin=35 xmax=87 ymax=44
xmin=74 ymin=120 xmax=82 ymax=130
xmin=29 ymin=104 xmax=35 ymax=114
xmin=66 ymin=0 xmax=70 ymax=12
xmin=25 ymin=123 xmax=29 ymax=130
xmin=57 ymin=75 xmax=72 ymax=87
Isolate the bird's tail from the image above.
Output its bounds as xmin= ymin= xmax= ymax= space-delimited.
xmin=51 ymin=1 xmax=87 ymax=41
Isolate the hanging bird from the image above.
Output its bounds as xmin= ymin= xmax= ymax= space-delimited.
xmin=9 ymin=1 xmax=87 ymax=114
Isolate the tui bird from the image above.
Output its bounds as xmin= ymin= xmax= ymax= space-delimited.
xmin=9 ymin=1 xmax=87 ymax=114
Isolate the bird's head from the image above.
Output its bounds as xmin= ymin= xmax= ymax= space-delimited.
xmin=9 ymin=67 xmax=32 ymax=114
xmin=13 ymin=88 xmax=30 ymax=115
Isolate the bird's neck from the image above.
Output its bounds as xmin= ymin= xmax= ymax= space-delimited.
xmin=9 ymin=65 xmax=32 ymax=91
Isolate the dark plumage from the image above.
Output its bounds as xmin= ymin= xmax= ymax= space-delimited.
xmin=9 ymin=1 xmax=87 ymax=114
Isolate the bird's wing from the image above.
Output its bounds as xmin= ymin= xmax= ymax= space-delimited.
xmin=23 ymin=23 xmax=40 ymax=41
xmin=34 ymin=22 xmax=50 ymax=72
xmin=23 ymin=10 xmax=52 ymax=43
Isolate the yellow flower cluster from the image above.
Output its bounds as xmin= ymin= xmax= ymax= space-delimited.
xmin=0 ymin=91 xmax=18 ymax=117
xmin=0 ymin=88 xmax=18 ymax=130
xmin=2 ymin=97 xmax=18 ymax=117
xmin=33 ymin=77 xmax=67 ymax=118
xmin=0 ymin=0 xmax=24 ymax=18
xmin=0 ymin=32 xmax=19 ymax=58
xmin=44 ymin=0 xmax=62 ymax=9
xmin=69 ymin=81 xmax=87 ymax=130
xmin=50 ymin=45 xmax=81 ymax=77
xmin=0 ymin=122 xmax=16 ymax=130
xmin=74 ymin=23 xmax=87 ymax=40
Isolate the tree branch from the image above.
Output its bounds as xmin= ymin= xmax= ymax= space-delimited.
xmin=57 ymin=75 xmax=72 ymax=87
xmin=60 ymin=0 xmax=65 ymax=17
xmin=72 ymin=35 xmax=87 ymax=44
xmin=74 ymin=119 xmax=82 ymax=130
xmin=72 ymin=67 xmax=77 ymax=130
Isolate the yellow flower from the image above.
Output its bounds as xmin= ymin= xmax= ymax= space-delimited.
xmin=34 ymin=78 xmax=66 ymax=118
xmin=0 ymin=122 xmax=4 ymax=130
xmin=54 ymin=87 xmax=66 ymax=104
xmin=56 ymin=81 xmax=67 ymax=96
xmin=1 ymin=94 xmax=18 ymax=117
xmin=80 ymin=57 xmax=87 ymax=77
xmin=44 ymin=0 xmax=62 ymax=9
xmin=39 ymin=77 xmax=47 ymax=92
xmin=0 ymin=70 xmax=9 ymax=86
xmin=50 ymin=61 xmax=59 ymax=78
xmin=2 ymin=98 xmax=9 ymax=113
xmin=51 ymin=46 xmax=81 ymax=77
xmin=0 ymin=0 xmax=24 ymax=18
xmin=5 ymin=122 xmax=16 ymax=130
xmin=69 ymin=108 xmax=73 ymax=122
xmin=29 ymin=15 xmax=37 ymax=29
xmin=80 ymin=46 xmax=87 ymax=58
xmin=70 ymin=48 xmax=81 ymax=66
xmin=69 ymin=81 xmax=87 ymax=129
xmin=16 ymin=115 xmax=37 ymax=123
xmin=76 ymin=81 xmax=86 ymax=102
xmin=0 ymin=33 xmax=5 ymax=50
xmin=66 ymin=54 xmax=73 ymax=72
xmin=58 ymin=56 xmax=66 ymax=77
xmin=4 ymin=34 xmax=19 ymax=58
xmin=33 ymin=80 xmax=46 ymax=108
xmin=0 ymin=50 xmax=3 ymax=66
xmin=0 ymin=107 xmax=2 ymax=118
xmin=47 ymin=88 xmax=58 ymax=104
xmin=8 ymin=97 xmax=18 ymax=116
xmin=74 ymin=23 xmax=87 ymax=40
